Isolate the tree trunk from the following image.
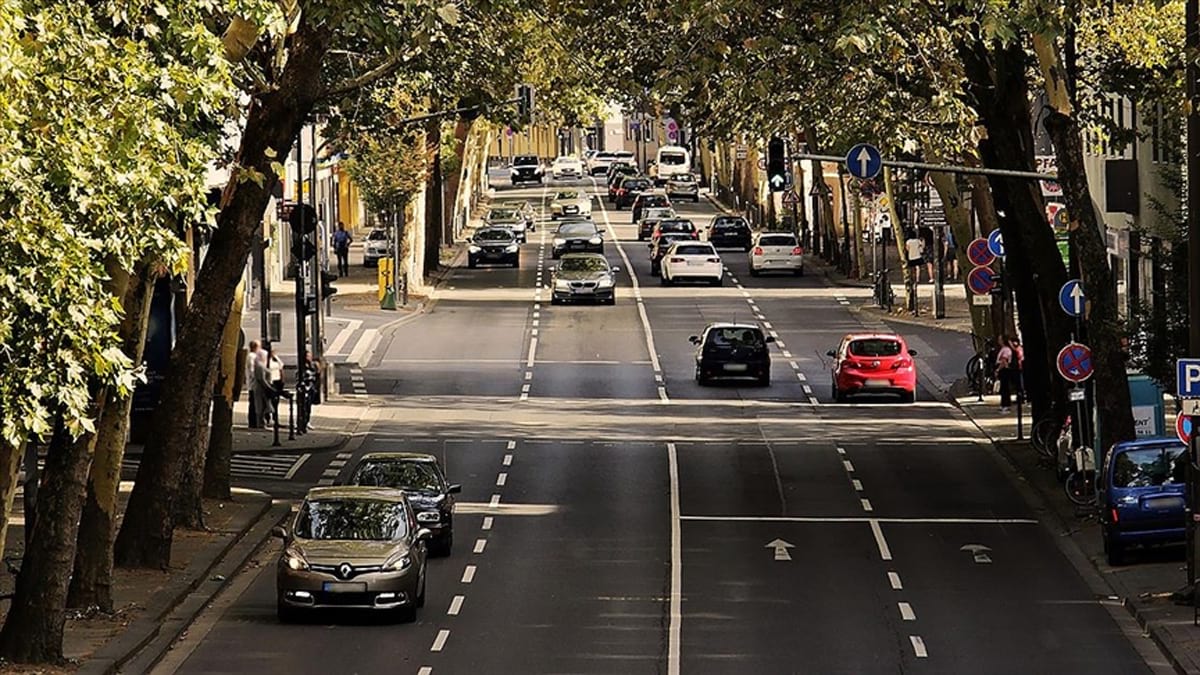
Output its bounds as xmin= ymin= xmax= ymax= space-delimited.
xmin=114 ymin=20 xmax=331 ymax=570
xmin=68 ymin=265 xmax=155 ymax=611
xmin=0 ymin=400 xmax=102 ymax=663
xmin=927 ymin=168 xmax=993 ymax=341
xmin=958 ymin=35 xmax=1072 ymax=423
xmin=203 ymin=282 xmax=246 ymax=500
xmin=0 ymin=438 xmax=24 ymax=557
xmin=1034 ymin=34 xmax=1136 ymax=450
xmin=424 ymin=113 xmax=443 ymax=277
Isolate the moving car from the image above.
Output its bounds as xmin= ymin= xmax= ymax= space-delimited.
xmin=637 ymin=206 xmax=676 ymax=241
xmin=510 ymin=155 xmax=543 ymax=185
xmin=649 ymin=232 xmax=695 ymax=276
xmin=467 ymin=228 xmax=520 ymax=268
xmin=608 ymin=173 xmax=640 ymax=202
xmin=550 ymin=253 xmax=619 ymax=305
xmin=613 ymin=177 xmax=653 ymax=209
xmin=348 ymin=452 xmax=461 ymax=557
xmin=707 ymin=216 xmax=752 ymax=250
xmin=660 ymin=241 xmax=722 ymax=286
xmin=690 ymin=323 xmax=773 ymax=386
xmin=605 ymin=163 xmax=638 ymax=188
xmin=274 ymin=486 xmax=429 ymax=622
xmin=363 ymin=229 xmax=391 ymax=267
xmin=631 ymin=193 xmax=671 ymax=222
xmin=485 ymin=207 xmax=528 ymax=243
xmin=749 ymin=232 xmax=804 ymax=276
xmin=552 ymin=220 xmax=604 ymax=258
xmin=496 ymin=199 xmax=536 ymax=231
xmin=828 ymin=333 xmax=918 ymax=403
xmin=1101 ymin=438 xmax=1187 ymax=565
xmin=665 ymin=173 xmax=700 ymax=202
xmin=550 ymin=156 xmax=584 ymax=180
xmin=549 ymin=190 xmax=592 ymax=219
xmin=590 ymin=150 xmax=636 ymax=176
xmin=650 ymin=218 xmax=699 ymax=244
xmin=654 ymin=145 xmax=692 ymax=184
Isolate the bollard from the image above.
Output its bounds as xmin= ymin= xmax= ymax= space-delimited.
xmin=272 ymin=403 xmax=281 ymax=447
xmin=1016 ymin=389 xmax=1024 ymax=440
xmin=288 ymin=395 xmax=295 ymax=441
xmin=976 ymin=363 xmax=984 ymax=403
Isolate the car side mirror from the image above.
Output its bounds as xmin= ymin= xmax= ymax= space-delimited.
xmin=908 ymin=349 xmax=918 ymax=356
xmin=416 ymin=528 xmax=432 ymax=542
xmin=447 ymin=484 xmax=462 ymax=494
xmin=826 ymin=349 xmax=837 ymax=357
xmin=271 ymin=526 xmax=288 ymax=540
xmin=765 ymin=336 xmax=776 ymax=343
xmin=611 ymin=266 xmax=621 ymax=273
xmin=689 ymin=335 xmax=701 ymax=345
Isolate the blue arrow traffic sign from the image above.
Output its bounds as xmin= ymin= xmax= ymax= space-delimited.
xmin=845 ymin=143 xmax=883 ymax=180
xmin=1057 ymin=342 xmax=1094 ymax=383
xmin=1178 ymin=359 xmax=1200 ymax=398
xmin=987 ymin=229 xmax=1005 ymax=258
xmin=967 ymin=265 xmax=995 ymax=295
xmin=1059 ymin=279 xmax=1085 ymax=317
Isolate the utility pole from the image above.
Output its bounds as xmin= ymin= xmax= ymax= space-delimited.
xmin=1185 ymin=0 xmax=1200 ymax=593
xmin=308 ymin=123 xmax=323 ymax=397
xmin=293 ymin=130 xmax=308 ymax=385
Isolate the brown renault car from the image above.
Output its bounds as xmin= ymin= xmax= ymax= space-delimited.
xmin=274 ymin=486 xmax=429 ymax=622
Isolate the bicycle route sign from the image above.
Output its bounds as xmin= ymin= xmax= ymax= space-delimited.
xmin=1056 ymin=342 xmax=1094 ymax=383
xmin=967 ymin=265 xmax=996 ymax=295
xmin=967 ymin=238 xmax=994 ymax=266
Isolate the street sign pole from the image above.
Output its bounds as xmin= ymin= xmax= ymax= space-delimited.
xmin=934 ymin=220 xmax=946 ymax=319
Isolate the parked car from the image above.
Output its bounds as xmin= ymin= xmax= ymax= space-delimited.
xmin=1101 ymin=438 xmax=1188 ymax=565
xmin=749 ymin=231 xmax=804 ymax=276
xmin=660 ymin=241 xmax=722 ymax=286
xmin=706 ymin=216 xmax=752 ymax=250
xmin=509 ymin=155 xmax=543 ymax=185
xmin=690 ymin=323 xmax=773 ymax=386
xmin=637 ymin=206 xmax=677 ymax=241
xmin=467 ymin=228 xmax=520 ymax=268
xmin=550 ymin=156 xmax=584 ymax=180
xmin=614 ymin=177 xmax=653 ymax=209
xmin=549 ymin=190 xmax=592 ymax=219
xmin=552 ymin=220 xmax=604 ymax=258
xmin=665 ymin=173 xmax=700 ymax=202
xmin=550 ymin=253 xmax=619 ymax=305
xmin=828 ymin=333 xmax=917 ymax=403
xmin=348 ymin=452 xmax=461 ymax=557
xmin=649 ymin=231 xmax=695 ymax=276
xmin=363 ymin=228 xmax=391 ymax=267
xmin=274 ymin=486 xmax=429 ymax=622
xmin=631 ymin=192 xmax=671 ymax=222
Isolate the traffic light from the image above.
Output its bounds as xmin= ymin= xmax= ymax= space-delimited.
xmin=320 ymin=270 xmax=338 ymax=300
xmin=291 ymin=235 xmax=316 ymax=262
xmin=516 ymin=84 xmax=534 ymax=125
xmin=767 ymin=137 xmax=786 ymax=192
xmin=289 ymin=202 xmax=318 ymax=262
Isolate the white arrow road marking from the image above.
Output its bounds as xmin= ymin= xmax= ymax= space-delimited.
xmin=960 ymin=543 xmax=993 ymax=564
xmin=766 ymin=538 xmax=795 ymax=561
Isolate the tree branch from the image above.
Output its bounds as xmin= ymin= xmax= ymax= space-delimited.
xmin=321 ymin=53 xmax=404 ymax=100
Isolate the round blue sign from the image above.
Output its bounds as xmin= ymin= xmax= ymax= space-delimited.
xmin=1058 ymin=279 xmax=1085 ymax=317
xmin=845 ymin=143 xmax=883 ymax=180
xmin=987 ymin=229 xmax=1005 ymax=258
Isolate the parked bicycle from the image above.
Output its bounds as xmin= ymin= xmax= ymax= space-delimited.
xmin=873 ymin=269 xmax=894 ymax=310
xmin=965 ymin=335 xmax=998 ymax=395
xmin=1063 ymin=444 xmax=1097 ymax=506
xmin=1032 ymin=413 xmax=1067 ymax=461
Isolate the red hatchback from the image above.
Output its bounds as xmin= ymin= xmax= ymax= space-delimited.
xmin=828 ymin=333 xmax=918 ymax=403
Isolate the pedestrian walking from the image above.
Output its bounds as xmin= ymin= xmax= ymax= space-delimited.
xmin=332 ymin=222 xmax=352 ymax=277
xmin=253 ymin=342 xmax=273 ymax=427
xmin=904 ymin=230 xmax=926 ymax=283
xmin=944 ymin=228 xmax=959 ymax=280
xmin=995 ymin=336 xmax=1016 ymax=412
xmin=920 ymin=227 xmax=935 ymax=284
xmin=246 ymin=339 xmax=261 ymax=427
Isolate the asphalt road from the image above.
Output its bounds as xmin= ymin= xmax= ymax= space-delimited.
xmin=155 ymin=177 xmax=1165 ymax=675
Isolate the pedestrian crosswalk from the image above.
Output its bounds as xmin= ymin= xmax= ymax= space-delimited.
xmin=121 ymin=452 xmax=310 ymax=481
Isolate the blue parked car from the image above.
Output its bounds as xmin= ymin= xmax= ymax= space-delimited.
xmin=1100 ymin=437 xmax=1187 ymax=566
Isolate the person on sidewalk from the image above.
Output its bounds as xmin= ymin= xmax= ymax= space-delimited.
xmin=904 ymin=230 xmax=926 ymax=283
xmin=332 ymin=222 xmax=352 ymax=277
xmin=246 ymin=339 xmax=261 ymax=427
xmin=944 ymin=228 xmax=959 ymax=280
xmin=995 ymin=336 xmax=1017 ymax=412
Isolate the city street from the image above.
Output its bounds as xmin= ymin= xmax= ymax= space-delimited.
xmin=154 ymin=179 xmax=1163 ymax=674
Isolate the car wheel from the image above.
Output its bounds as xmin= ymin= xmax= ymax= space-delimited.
xmin=550 ymin=297 xmax=561 ymax=305
xmin=693 ymin=196 xmax=700 ymax=203
xmin=416 ymin=570 xmax=427 ymax=607
xmin=552 ymin=252 xmax=561 ymax=260
xmin=650 ymin=265 xmax=660 ymax=277
xmin=511 ymin=259 xmax=520 ymax=268
xmin=1104 ymin=532 xmax=1124 ymax=566
xmin=605 ymin=296 xmax=616 ymax=306
xmin=695 ymin=367 xmax=708 ymax=386
xmin=468 ymin=259 xmax=477 ymax=269
xmin=711 ymin=276 xmax=722 ymax=286
xmin=758 ymin=373 xmax=770 ymax=387
xmin=638 ymin=232 xmax=645 ymax=241
xmin=833 ymin=384 xmax=846 ymax=403
xmin=432 ymin=530 xmax=453 ymax=557
xmin=749 ymin=268 xmax=760 ymax=277
xmin=660 ymin=274 xmax=671 ymax=286
xmin=900 ymin=390 xmax=916 ymax=404
xmin=797 ymin=266 xmax=805 ymax=277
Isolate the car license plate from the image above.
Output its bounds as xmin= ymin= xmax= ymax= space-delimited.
xmin=724 ymin=363 xmax=748 ymax=372
xmin=574 ymin=286 xmax=593 ymax=294
xmin=322 ymin=581 xmax=367 ymax=593
xmin=1144 ymin=496 xmax=1184 ymax=510
xmin=865 ymin=379 xmax=891 ymax=387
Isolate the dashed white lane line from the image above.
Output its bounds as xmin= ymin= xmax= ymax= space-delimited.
xmin=667 ymin=442 xmax=682 ymax=675
xmin=489 ymin=494 xmax=501 ymax=507
xmin=782 ymin=350 xmax=793 ymax=358
xmin=861 ymin=498 xmax=874 ymax=512
xmin=418 ymin=667 xmax=432 ymax=675
xmin=431 ymin=629 xmax=450 ymax=652
xmin=482 ymin=516 xmax=494 ymax=531
xmin=461 ymin=565 xmax=476 ymax=583
xmin=801 ymin=385 xmax=813 ymax=395
xmin=762 ymin=321 xmax=773 ymax=329
xmin=889 ymin=572 xmax=903 ymax=590
xmin=524 ymin=371 xmax=533 ymax=380
xmin=910 ymin=635 xmax=928 ymax=658
xmin=506 ymin=440 xmax=517 ymax=450
xmin=842 ymin=460 xmax=855 ymax=472
xmin=503 ymin=454 xmax=513 ymax=466
xmin=870 ymin=520 xmax=894 ymax=560
xmin=526 ymin=337 xmax=538 ymax=368
xmin=448 ymin=595 xmax=464 ymax=616
xmin=473 ymin=539 xmax=487 ymax=554
xmin=836 ymin=446 xmax=846 ymax=455
xmin=808 ymin=396 xmax=820 ymax=405
xmin=496 ymin=472 xmax=507 ymax=486
xmin=852 ymin=479 xmax=864 ymax=492
xmin=899 ymin=602 xmax=916 ymax=621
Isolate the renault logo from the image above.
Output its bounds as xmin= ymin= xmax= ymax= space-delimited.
xmin=337 ymin=563 xmax=353 ymax=579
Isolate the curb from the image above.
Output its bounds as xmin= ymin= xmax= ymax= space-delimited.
xmin=81 ymin=493 xmax=275 ymax=675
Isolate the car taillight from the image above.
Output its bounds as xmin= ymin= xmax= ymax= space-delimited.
xmin=691 ymin=233 xmax=700 ymax=239
xmin=753 ymin=247 xmax=764 ymax=255
xmin=1111 ymin=508 xmax=1119 ymax=523
xmin=706 ymin=257 xmax=720 ymax=263
xmin=792 ymin=246 xmax=804 ymax=256
xmin=891 ymin=358 xmax=912 ymax=369
xmin=670 ymin=257 xmax=685 ymax=263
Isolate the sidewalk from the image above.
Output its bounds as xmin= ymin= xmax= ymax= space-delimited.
xmin=957 ymin=395 xmax=1200 ymax=673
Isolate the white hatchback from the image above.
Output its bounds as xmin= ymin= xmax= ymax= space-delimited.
xmin=661 ymin=241 xmax=723 ymax=286
xmin=551 ymin=156 xmax=584 ymax=180
xmin=749 ymin=232 xmax=804 ymax=276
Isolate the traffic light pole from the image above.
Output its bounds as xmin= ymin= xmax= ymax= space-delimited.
xmin=293 ymin=131 xmax=308 ymax=385
xmin=308 ymin=123 xmax=323 ymax=401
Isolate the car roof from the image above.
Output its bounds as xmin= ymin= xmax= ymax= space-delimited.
xmin=1111 ymin=437 xmax=1186 ymax=451
xmin=706 ymin=322 xmax=764 ymax=331
xmin=304 ymin=486 xmax=409 ymax=502
xmin=359 ymin=451 xmax=439 ymax=463
xmin=559 ymin=252 xmax=607 ymax=261
xmin=842 ymin=333 xmax=906 ymax=343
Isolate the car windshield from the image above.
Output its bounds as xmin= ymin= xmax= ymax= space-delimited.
xmin=559 ymin=223 xmax=597 ymax=236
xmin=661 ymin=220 xmax=695 ymax=232
xmin=714 ymin=219 xmax=748 ymax=230
xmin=597 ymin=152 xmax=615 ymax=159
xmin=645 ymin=208 xmax=674 ymax=220
xmin=674 ymin=244 xmax=713 ymax=256
xmin=624 ymin=180 xmax=650 ymax=190
xmin=476 ymin=230 xmax=513 ymax=242
xmin=513 ymin=156 xmax=538 ymax=166
xmin=367 ymin=230 xmax=388 ymax=241
xmin=660 ymin=152 xmax=687 ymax=166
xmin=490 ymin=209 xmax=519 ymax=219
xmin=352 ymin=461 xmax=443 ymax=493
xmin=644 ymin=196 xmax=670 ymax=206
xmin=707 ymin=327 xmax=765 ymax=348
xmin=555 ymin=157 xmax=578 ymax=164
xmin=294 ymin=499 xmax=408 ymax=541
xmin=849 ymin=339 xmax=903 ymax=357
xmin=559 ymin=257 xmax=609 ymax=272
xmin=657 ymin=234 xmax=691 ymax=248
xmin=555 ymin=192 xmax=579 ymax=200
xmin=1113 ymin=446 xmax=1187 ymax=488
xmin=760 ymin=235 xmax=797 ymax=247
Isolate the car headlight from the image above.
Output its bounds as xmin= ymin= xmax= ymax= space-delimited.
xmin=283 ymin=548 xmax=308 ymax=571
xmin=555 ymin=279 xmax=571 ymax=290
xmin=589 ymin=237 xmax=602 ymax=245
xmin=509 ymin=168 xmax=518 ymax=175
xmin=416 ymin=511 xmax=441 ymax=523
xmin=553 ymin=238 xmax=566 ymax=246
xmin=468 ymin=245 xmax=481 ymax=253
xmin=505 ymin=244 xmax=519 ymax=253
xmin=598 ymin=277 xmax=614 ymax=288
xmin=385 ymin=554 xmax=412 ymax=571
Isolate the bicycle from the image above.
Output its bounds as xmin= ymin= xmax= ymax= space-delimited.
xmin=1063 ymin=444 xmax=1097 ymax=506
xmin=872 ymin=270 xmax=894 ymax=310
xmin=1032 ymin=413 xmax=1067 ymax=460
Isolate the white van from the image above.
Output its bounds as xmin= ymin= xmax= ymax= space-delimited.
xmin=655 ymin=145 xmax=691 ymax=184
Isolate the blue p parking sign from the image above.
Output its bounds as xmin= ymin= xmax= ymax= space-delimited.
xmin=1178 ymin=359 xmax=1200 ymax=398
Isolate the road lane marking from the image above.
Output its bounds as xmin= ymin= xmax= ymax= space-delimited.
xmin=496 ymin=473 xmax=507 ymax=486
xmin=418 ymin=668 xmax=432 ymax=675
xmin=842 ymin=460 xmax=855 ymax=472
xmin=680 ymin=515 xmax=1037 ymax=525
xmin=910 ymin=635 xmax=928 ymax=658
xmin=489 ymin=494 xmax=501 ymax=507
xmin=461 ymin=565 xmax=476 ymax=583
xmin=503 ymin=454 xmax=513 ymax=466
xmin=506 ymin=440 xmax=517 ymax=450
xmin=667 ymin=442 xmax=682 ymax=675
xmin=346 ymin=328 xmax=380 ymax=366
xmin=782 ymin=351 xmax=793 ymax=358
xmin=326 ymin=319 xmax=362 ymax=355
xmin=762 ymin=321 xmax=773 ymax=329
xmin=899 ymin=602 xmax=916 ymax=621
xmin=284 ymin=454 xmax=310 ymax=480
xmin=801 ymin=385 xmax=813 ymax=394
xmin=852 ymin=479 xmax=864 ymax=492
xmin=524 ymin=371 xmax=532 ymax=380
xmin=521 ymin=384 xmax=531 ymax=392
xmin=658 ymin=386 xmax=669 ymax=401
xmin=431 ymin=629 xmax=450 ymax=652
xmin=861 ymin=499 xmax=874 ymax=512
xmin=889 ymin=572 xmax=903 ymax=590
xmin=482 ymin=516 xmax=493 ymax=531
xmin=870 ymin=520 xmax=893 ymax=561
xmin=448 ymin=595 xmax=464 ymax=616
xmin=473 ymin=539 xmax=487 ymax=554
xmin=836 ymin=446 xmax=846 ymax=455
xmin=526 ymin=337 xmax=538 ymax=367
